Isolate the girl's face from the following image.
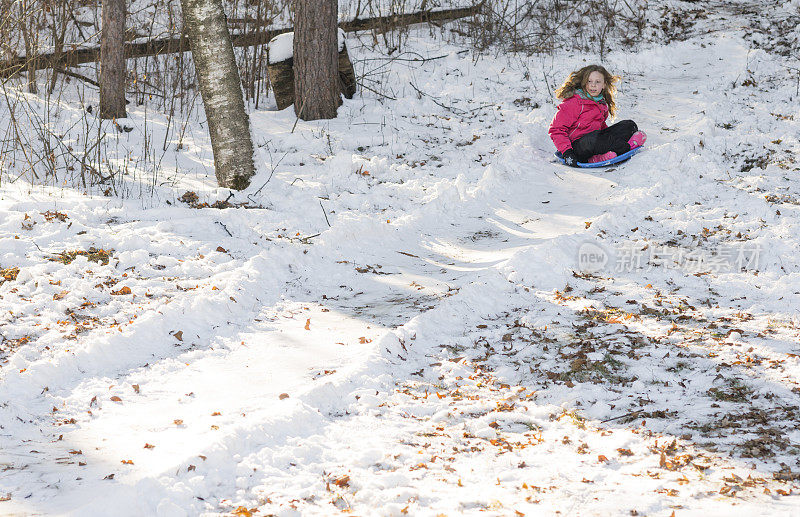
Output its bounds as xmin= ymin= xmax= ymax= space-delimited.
xmin=585 ymin=71 xmax=605 ymax=97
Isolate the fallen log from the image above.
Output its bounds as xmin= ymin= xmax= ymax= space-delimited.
xmin=0 ymin=2 xmax=484 ymax=77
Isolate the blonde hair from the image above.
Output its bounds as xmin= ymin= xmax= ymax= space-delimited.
xmin=554 ymin=64 xmax=620 ymax=119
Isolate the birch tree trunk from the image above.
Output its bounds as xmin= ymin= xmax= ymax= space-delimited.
xmin=180 ymin=0 xmax=255 ymax=190
xmin=99 ymin=0 xmax=127 ymax=119
xmin=293 ymin=0 xmax=340 ymax=121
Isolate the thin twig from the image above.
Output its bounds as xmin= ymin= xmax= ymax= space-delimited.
xmin=601 ymin=410 xmax=643 ymax=423
xmin=55 ymin=67 xmax=101 ymax=87
xmin=216 ymin=221 xmax=233 ymax=237
xmin=291 ymin=97 xmax=307 ymax=134
xmin=250 ymin=148 xmax=288 ymax=201
xmin=319 ymin=200 xmax=331 ymax=227
xmin=408 ymin=81 xmax=492 ymax=115
xmin=299 ymin=232 xmax=320 ymax=244
xmin=408 ymin=81 xmax=467 ymax=114
xmin=357 ymin=81 xmax=397 ymax=101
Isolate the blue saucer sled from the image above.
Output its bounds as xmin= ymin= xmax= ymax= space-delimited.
xmin=555 ymin=146 xmax=644 ymax=168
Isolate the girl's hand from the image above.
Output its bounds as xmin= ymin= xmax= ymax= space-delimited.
xmin=563 ymin=149 xmax=579 ymax=167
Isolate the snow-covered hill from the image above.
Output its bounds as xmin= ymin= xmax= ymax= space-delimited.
xmin=1 ymin=1 xmax=800 ymax=515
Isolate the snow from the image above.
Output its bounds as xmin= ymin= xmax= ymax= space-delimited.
xmin=2 ymin=1 xmax=800 ymax=515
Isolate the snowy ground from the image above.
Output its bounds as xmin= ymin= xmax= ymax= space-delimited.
xmin=2 ymin=1 xmax=800 ymax=515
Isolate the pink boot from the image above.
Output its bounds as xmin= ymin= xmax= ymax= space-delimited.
xmin=588 ymin=151 xmax=617 ymax=163
xmin=628 ymin=131 xmax=647 ymax=149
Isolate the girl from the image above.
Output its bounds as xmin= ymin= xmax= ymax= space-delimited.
xmin=548 ymin=65 xmax=646 ymax=166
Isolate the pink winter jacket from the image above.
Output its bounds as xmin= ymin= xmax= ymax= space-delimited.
xmin=548 ymin=94 xmax=609 ymax=153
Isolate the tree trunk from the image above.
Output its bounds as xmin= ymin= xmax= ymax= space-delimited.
xmin=19 ymin=0 xmax=38 ymax=94
xmin=180 ymin=0 xmax=256 ymax=190
xmin=99 ymin=0 xmax=127 ymax=119
xmin=293 ymin=0 xmax=340 ymax=121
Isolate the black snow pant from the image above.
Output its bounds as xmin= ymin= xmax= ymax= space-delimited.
xmin=572 ymin=120 xmax=638 ymax=162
